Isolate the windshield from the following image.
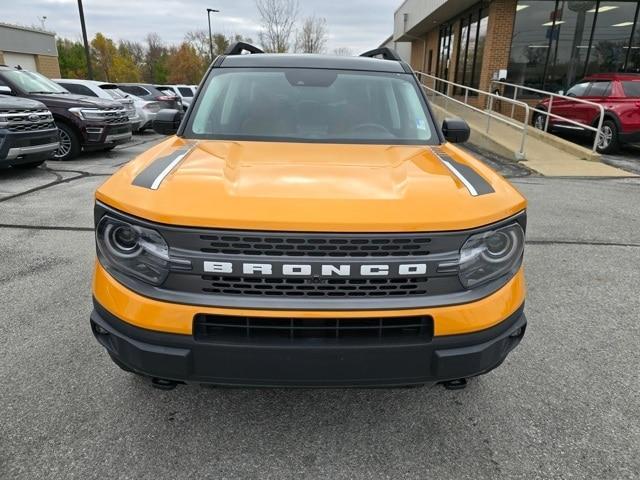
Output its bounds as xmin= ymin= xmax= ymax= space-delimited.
xmin=186 ymin=68 xmax=436 ymax=145
xmin=4 ymin=70 xmax=68 ymax=94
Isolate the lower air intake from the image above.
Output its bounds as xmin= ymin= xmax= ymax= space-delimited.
xmin=193 ymin=314 xmax=434 ymax=345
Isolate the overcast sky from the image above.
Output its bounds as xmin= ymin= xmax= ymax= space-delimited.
xmin=4 ymin=0 xmax=398 ymax=52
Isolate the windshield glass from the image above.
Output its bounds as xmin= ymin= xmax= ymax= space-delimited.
xmin=4 ymin=70 xmax=68 ymax=94
xmin=100 ymin=85 xmax=128 ymax=99
xmin=187 ymin=68 xmax=436 ymax=144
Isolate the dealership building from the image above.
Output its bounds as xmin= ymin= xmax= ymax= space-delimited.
xmin=0 ymin=23 xmax=60 ymax=77
xmin=394 ymin=0 xmax=640 ymax=94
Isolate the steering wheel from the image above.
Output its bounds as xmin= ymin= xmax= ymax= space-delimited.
xmin=350 ymin=123 xmax=393 ymax=136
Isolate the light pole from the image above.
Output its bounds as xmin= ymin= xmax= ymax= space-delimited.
xmin=77 ymin=0 xmax=93 ymax=79
xmin=207 ymin=8 xmax=220 ymax=63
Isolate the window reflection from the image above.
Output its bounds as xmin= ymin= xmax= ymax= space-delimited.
xmin=586 ymin=1 xmax=639 ymax=75
xmin=508 ymin=0 xmax=640 ymax=92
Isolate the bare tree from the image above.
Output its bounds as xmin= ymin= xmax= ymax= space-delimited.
xmin=295 ymin=16 xmax=327 ymax=54
xmin=333 ymin=47 xmax=353 ymax=57
xmin=255 ymin=0 xmax=299 ymax=53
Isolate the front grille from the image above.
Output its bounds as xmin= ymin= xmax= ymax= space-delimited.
xmin=200 ymin=274 xmax=429 ymax=297
xmin=198 ymin=232 xmax=432 ymax=257
xmin=0 ymin=108 xmax=56 ymax=132
xmin=193 ymin=314 xmax=434 ymax=344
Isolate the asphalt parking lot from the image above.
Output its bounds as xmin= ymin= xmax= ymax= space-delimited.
xmin=1 ymin=135 xmax=639 ymax=479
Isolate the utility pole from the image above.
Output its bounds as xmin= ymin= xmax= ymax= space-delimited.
xmin=207 ymin=8 xmax=220 ymax=63
xmin=77 ymin=0 xmax=93 ymax=79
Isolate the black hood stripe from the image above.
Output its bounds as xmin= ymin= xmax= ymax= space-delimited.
xmin=431 ymin=147 xmax=495 ymax=196
xmin=132 ymin=148 xmax=190 ymax=189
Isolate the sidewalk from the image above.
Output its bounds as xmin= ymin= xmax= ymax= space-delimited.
xmin=430 ymin=98 xmax=636 ymax=177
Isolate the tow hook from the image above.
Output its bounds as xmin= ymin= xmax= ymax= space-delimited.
xmin=442 ymin=378 xmax=467 ymax=390
xmin=151 ymin=378 xmax=179 ymax=390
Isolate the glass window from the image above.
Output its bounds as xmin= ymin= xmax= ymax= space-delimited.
xmin=61 ymin=83 xmax=97 ymax=96
xmin=472 ymin=15 xmax=488 ymax=89
xmin=119 ymin=85 xmax=150 ymax=96
xmin=508 ymin=0 xmax=559 ymax=90
xmin=178 ymin=87 xmax=194 ymax=97
xmin=188 ymin=69 xmax=436 ymax=145
xmin=455 ymin=18 xmax=470 ymax=87
xmin=586 ymin=1 xmax=639 ymax=75
xmin=622 ymin=80 xmax=640 ymax=96
xmin=587 ymin=80 xmax=612 ymax=96
xmin=566 ymin=81 xmax=590 ymax=96
xmin=629 ymin=10 xmax=640 ymax=72
xmin=2 ymin=70 xmax=68 ymax=94
xmin=545 ymin=1 xmax=597 ymax=93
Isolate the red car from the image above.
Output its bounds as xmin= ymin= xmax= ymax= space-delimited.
xmin=534 ymin=73 xmax=640 ymax=154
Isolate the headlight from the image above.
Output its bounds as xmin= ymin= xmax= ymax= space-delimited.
xmin=96 ymin=216 xmax=172 ymax=285
xmin=69 ymin=107 xmax=105 ymax=121
xmin=458 ymin=223 xmax=525 ymax=289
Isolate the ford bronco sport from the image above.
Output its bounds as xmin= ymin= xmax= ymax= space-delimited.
xmin=91 ymin=44 xmax=527 ymax=389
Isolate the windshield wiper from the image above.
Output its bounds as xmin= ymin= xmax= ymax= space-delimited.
xmin=28 ymin=91 xmax=68 ymax=94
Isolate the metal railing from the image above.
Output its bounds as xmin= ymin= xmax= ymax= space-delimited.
xmin=416 ymin=71 xmax=530 ymax=160
xmin=490 ymin=80 xmax=605 ymax=154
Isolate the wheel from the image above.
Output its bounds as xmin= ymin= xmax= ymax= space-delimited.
xmin=53 ymin=122 xmax=81 ymax=161
xmin=533 ymin=113 xmax=547 ymax=131
xmin=13 ymin=160 xmax=45 ymax=169
xmin=596 ymin=119 xmax=619 ymax=154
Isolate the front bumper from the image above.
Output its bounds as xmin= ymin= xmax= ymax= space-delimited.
xmin=82 ymin=123 xmax=132 ymax=148
xmin=0 ymin=128 xmax=59 ymax=167
xmin=91 ymin=300 xmax=526 ymax=387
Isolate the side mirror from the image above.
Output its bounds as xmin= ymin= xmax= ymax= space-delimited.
xmin=442 ymin=117 xmax=470 ymax=144
xmin=0 ymin=85 xmax=13 ymax=95
xmin=152 ymin=109 xmax=183 ymax=135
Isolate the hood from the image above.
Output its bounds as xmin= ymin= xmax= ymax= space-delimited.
xmin=28 ymin=93 xmax=121 ymax=109
xmin=0 ymin=94 xmax=46 ymax=110
xmin=96 ymin=138 xmax=527 ymax=232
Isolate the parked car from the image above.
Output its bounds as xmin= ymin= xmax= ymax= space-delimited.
xmin=0 ymin=94 xmax=59 ymax=169
xmin=53 ymin=79 xmax=141 ymax=131
xmin=155 ymin=85 xmax=195 ymax=110
xmin=90 ymin=43 xmax=528 ymax=390
xmin=0 ymin=66 xmax=132 ymax=161
xmin=117 ymin=83 xmax=182 ymax=111
xmin=533 ymin=73 xmax=640 ymax=153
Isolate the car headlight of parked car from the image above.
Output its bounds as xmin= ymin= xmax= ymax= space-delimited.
xmin=69 ymin=107 xmax=105 ymax=121
xmin=458 ymin=222 xmax=525 ymax=289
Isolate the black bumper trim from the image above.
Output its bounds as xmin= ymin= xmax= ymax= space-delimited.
xmin=91 ymin=300 xmax=526 ymax=387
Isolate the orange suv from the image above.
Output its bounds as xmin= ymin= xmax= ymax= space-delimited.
xmin=91 ymin=44 xmax=527 ymax=389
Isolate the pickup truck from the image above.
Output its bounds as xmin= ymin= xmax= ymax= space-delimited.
xmin=0 ymin=94 xmax=59 ymax=169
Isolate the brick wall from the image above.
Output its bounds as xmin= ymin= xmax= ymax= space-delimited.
xmin=479 ymin=0 xmax=517 ymax=92
xmin=35 ymin=55 xmax=60 ymax=78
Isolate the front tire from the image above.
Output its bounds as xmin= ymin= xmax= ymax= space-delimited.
xmin=53 ymin=122 xmax=81 ymax=161
xmin=596 ymin=119 xmax=619 ymax=154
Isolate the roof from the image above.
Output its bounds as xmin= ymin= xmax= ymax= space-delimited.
xmin=585 ymin=73 xmax=640 ymax=81
xmin=53 ymin=79 xmax=117 ymax=87
xmin=220 ymin=54 xmax=407 ymax=73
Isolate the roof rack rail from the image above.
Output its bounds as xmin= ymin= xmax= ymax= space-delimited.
xmin=225 ymin=42 xmax=265 ymax=56
xmin=360 ymin=47 xmax=402 ymax=62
